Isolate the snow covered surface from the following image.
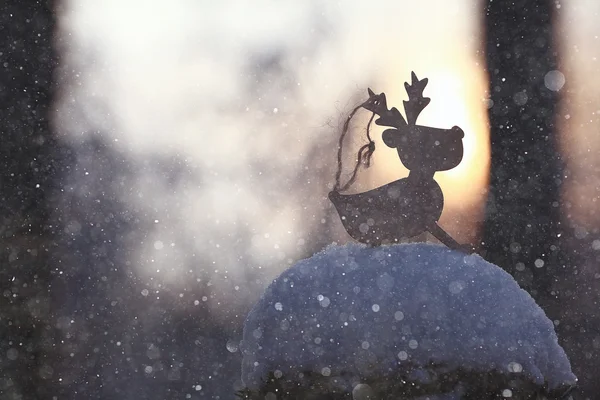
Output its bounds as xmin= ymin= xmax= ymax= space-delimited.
xmin=240 ymin=243 xmax=576 ymax=395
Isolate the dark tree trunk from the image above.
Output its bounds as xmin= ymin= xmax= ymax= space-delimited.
xmin=0 ymin=0 xmax=58 ymax=232
xmin=480 ymin=1 xmax=598 ymax=396
xmin=482 ymin=0 xmax=564 ymax=299
xmin=0 ymin=1 xmax=63 ymax=398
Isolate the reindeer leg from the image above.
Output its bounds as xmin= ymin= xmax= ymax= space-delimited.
xmin=427 ymin=222 xmax=475 ymax=254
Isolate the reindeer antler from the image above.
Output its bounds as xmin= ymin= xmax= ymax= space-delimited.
xmin=362 ymin=88 xmax=407 ymax=129
xmin=362 ymin=88 xmax=389 ymax=116
xmin=403 ymin=72 xmax=430 ymax=125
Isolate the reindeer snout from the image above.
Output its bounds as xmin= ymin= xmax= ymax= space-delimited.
xmin=451 ymin=125 xmax=465 ymax=139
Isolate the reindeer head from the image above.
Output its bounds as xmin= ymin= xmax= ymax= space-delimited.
xmin=362 ymin=72 xmax=465 ymax=173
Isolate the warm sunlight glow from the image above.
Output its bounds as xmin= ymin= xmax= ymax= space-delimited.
xmin=58 ymin=0 xmax=489 ymax=297
xmin=558 ymin=2 xmax=600 ymax=227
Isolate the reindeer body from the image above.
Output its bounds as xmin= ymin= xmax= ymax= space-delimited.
xmin=329 ymin=178 xmax=443 ymax=246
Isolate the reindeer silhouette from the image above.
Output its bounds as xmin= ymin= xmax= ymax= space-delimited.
xmin=329 ymin=72 xmax=474 ymax=253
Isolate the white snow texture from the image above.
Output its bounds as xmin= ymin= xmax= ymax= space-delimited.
xmin=241 ymin=243 xmax=576 ymax=395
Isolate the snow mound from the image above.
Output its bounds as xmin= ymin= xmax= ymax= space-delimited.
xmin=240 ymin=243 xmax=576 ymax=397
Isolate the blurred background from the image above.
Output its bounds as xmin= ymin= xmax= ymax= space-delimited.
xmin=1 ymin=0 xmax=600 ymax=398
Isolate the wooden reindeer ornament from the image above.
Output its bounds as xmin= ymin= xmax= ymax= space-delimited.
xmin=329 ymin=72 xmax=475 ymax=253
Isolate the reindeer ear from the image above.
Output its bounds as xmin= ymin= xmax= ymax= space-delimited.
xmin=382 ymin=129 xmax=400 ymax=148
xmin=367 ymin=88 xmax=375 ymax=97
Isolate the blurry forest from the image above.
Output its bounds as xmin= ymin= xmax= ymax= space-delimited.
xmin=1 ymin=0 xmax=600 ymax=399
